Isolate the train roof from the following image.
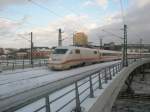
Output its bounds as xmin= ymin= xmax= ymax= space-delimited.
xmin=54 ymin=46 xmax=150 ymax=54
xmin=54 ymin=46 xmax=121 ymax=53
xmin=55 ymin=46 xmax=97 ymax=50
xmin=99 ymin=49 xmax=121 ymax=54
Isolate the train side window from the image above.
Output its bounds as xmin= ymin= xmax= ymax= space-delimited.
xmin=94 ymin=51 xmax=97 ymax=54
xmin=103 ymin=53 xmax=109 ymax=56
xmin=75 ymin=49 xmax=80 ymax=54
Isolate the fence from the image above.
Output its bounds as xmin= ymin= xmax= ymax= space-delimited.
xmin=2 ymin=61 xmax=125 ymax=112
xmin=0 ymin=59 xmax=48 ymax=70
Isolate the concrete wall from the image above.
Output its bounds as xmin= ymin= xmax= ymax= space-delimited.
xmin=88 ymin=59 xmax=150 ymax=112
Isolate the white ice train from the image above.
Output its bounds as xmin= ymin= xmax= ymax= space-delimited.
xmin=48 ymin=46 xmax=149 ymax=70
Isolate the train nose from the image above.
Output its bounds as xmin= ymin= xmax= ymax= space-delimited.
xmin=52 ymin=57 xmax=62 ymax=61
xmin=48 ymin=64 xmax=64 ymax=70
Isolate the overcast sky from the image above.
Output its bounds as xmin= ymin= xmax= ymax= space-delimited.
xmin=0 ymin=0 xmax=149 ymax=48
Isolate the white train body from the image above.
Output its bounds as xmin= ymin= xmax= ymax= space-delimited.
xmin=48 ymin=46 xmax=150 ymax=70
xmin=48 ymin=46 xmax=122 ymax=70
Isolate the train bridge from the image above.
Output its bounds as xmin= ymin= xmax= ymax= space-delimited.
xmin=0 ymin=58 xmax=150 ymax=112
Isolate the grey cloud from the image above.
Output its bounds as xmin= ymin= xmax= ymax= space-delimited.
xmin=89 ymin=1 xmax=150 ymax=45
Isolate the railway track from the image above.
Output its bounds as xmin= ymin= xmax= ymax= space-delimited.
xmin=0 ymin=66 xmax=47 ymax=75
xmin=0 ymin=61 xmax=120 ymax=100
xmin=118 ymin=93 xmax=150 ymax=101
xmin=0 ymin=67 xmax=55 ymax=85
xmin=0 ymin=72 xmax=53 ymax=85
xmin=0 ymin=60 xmax=120 ymax=86
xmin=0 ymin=64 xmax=97 ymax=86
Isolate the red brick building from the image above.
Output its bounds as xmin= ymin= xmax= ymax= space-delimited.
xmin=31 ymin=47 xmax=51 ymax=58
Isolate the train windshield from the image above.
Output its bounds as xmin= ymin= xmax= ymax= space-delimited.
xmin=53 ymin=49 xmax=68 ymax=54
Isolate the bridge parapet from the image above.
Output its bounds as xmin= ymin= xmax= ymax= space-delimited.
xmin=1 ymin=58 xmax=150 ymax=112
xmin=88 ymin=58 xmax=150 ymax=112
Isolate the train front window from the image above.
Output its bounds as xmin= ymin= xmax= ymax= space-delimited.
xmin=75 ymin=49 xmax=80 ymax=54
xmin=53 ymin=49 xmax=68 ymax=54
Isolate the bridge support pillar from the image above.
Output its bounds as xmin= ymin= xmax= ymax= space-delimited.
xmin=140 ymin=65 xmax=145 ymax=81
xmin=125 ymin=71 xmax=135 ymax=94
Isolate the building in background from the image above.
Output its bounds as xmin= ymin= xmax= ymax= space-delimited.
xmin=32 ymin=47 xmax=51 ymax=59
xmin=73 ymin=32 xmax=88 ymax=46
xmin=127 ymin=44 xmax=150 ymax=53
xmin=103 ymin=42 xmax=115 ymax=50
xmin=103 ymin=42 xmax=122 ymax=51
xmin=17 ymin=47 xmax=51 ymax=59
xmin=0 ymin=47 xmax=51 ymax=59
xmin=88 ymin=42 xmax=150 ymax=53
xmin=16 ymin=48 xmax=29 ymax=59
xmin=3 ymin=48 xmax=18 ymax=59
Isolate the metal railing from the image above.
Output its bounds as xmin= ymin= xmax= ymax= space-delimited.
xmin=0 ymin=59 xmax=48 ymax=71
xmin=2 ymin=61 xmax=125 ymax=112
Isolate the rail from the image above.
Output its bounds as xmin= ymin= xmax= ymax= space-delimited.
xmin=1 ymin=59 xmax=139 ymax=112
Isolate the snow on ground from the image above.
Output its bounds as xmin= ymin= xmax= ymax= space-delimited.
xmin=0 ymin=66 xmax=52 ymax=85
xmin=15 ymin=63 xmax=120 ymax=112
xmin=0 ymin=61 xmax=119 ymax=100
xmin=0 ymin=59 xmax=146 ymax=112
xmin=0 ymin=59 xmax=48 ymax=70
xmin=0 ymin=66 xmax=48 ymax=75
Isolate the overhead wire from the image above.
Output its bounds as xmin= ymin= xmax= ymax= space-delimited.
xmin=28 ymin=0 xmax=62 ymax=18
xmin=0 ymin=13 xmax=52 ymax=47
xmin=119 ymin=0 xmax=140 ymax=42
xmin=102 ymin=29 xmax=123 ymax=39
xmin=0 ymin=17 xmax=49 ymax=41
xmin=127 ymin=27 xmax=144 ymax=44
xmin=28 ymin=0 xmax=87 ymax=44
xmin=1 ymin=0 xmax=130 ymax=47
xmin=28 ymin=0 xmax=83 ymax=30
xmin=29 ymin=0 xmax=124 ymax=44
xmin=0 ymin=0 xmax=79 ymax=47
xmin=0 ymin=15 xmax=58 ymax=45
xmin=0 ymin=7 xmax=50 ymax=28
